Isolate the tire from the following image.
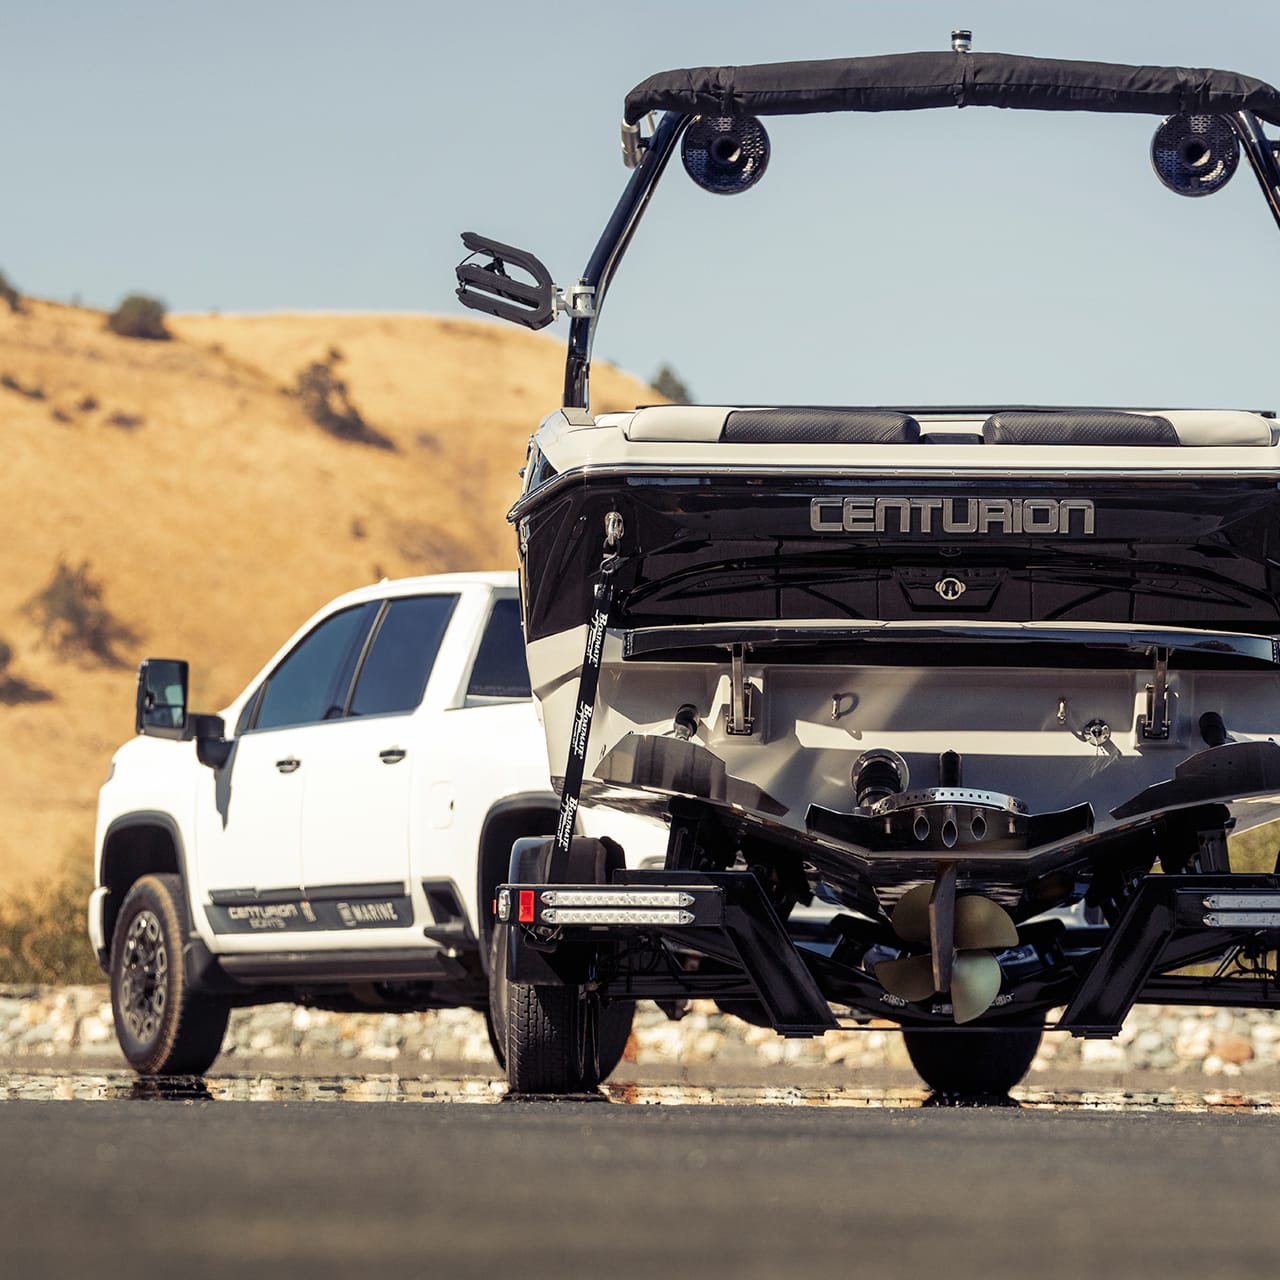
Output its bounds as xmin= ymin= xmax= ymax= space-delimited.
xmin=110 ymin=874 xmax=230 ymax=1076
xmin=502 ymin=836 xmax=634 ymax=1094
xmin=485 ymin=922 xmax=508 ymax=1071
xmin=902 ymin=1027 xmax=1043 ymax=1097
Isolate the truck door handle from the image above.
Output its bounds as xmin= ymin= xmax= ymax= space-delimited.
xmin=379 ymin=747 xmax=407 ymax=764
xmin=275 ymin=757 xmax=301 ymax=774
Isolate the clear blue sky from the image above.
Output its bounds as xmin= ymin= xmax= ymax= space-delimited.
xmin=5 ymin=0 xmax=1280 ymax=408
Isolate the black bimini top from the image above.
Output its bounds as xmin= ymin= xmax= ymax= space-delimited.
xmin=624 ymin=50 xmax=1280 ymax=126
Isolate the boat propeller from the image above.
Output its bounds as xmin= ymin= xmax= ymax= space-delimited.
xmin=875 ymin=866 xmax=1018 ymax=1023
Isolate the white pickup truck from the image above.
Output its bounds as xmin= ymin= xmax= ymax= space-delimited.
xmin=88 ymin=571 xmax=652 ymax=1075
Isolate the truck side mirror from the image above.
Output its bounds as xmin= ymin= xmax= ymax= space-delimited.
xmin=136 ymin=658 xmax=189 ymax=739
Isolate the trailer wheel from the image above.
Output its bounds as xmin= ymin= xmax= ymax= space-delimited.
xmin=485 ymin=922 xmax=508 ymax=1070
xmin=902 ymin=1027 xmax=1042 ymax=1097
xmin=110 ymin=874 xmax=230 ymax=1076
xmin=502 ymin=837 xmax=634 ymax=1094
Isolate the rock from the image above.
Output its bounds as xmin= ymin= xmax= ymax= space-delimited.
xmin=1212 ymin=1033 xmax=1254 ymax=1065
xmin=20 ymin=1022 xmax=56 ymax=1049
xmin=1135 ymin=1029 xmax=1165 ymax=1055
xmin=1079 ymin=1039 xmax=1127 ymax=1067
xmin=77 ymin=1014 xmax=112 ymax=1045
xmin=0 ymin=984 xmax=1275 ymax=1076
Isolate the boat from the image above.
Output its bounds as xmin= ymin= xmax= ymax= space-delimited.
xmin=458 ymin=37 xmax=1280 ymax=1094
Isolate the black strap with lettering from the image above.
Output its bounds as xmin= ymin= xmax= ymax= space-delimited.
xmin=549 ymin=551 xmax=621 ymax=882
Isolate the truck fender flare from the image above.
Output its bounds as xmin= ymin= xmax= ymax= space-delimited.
xmin=99 ymin=811 xmax=193 ymax=952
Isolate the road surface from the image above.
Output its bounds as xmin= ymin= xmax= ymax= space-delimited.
xmin=1 ymin=1070 xmax=1278 ymax=1279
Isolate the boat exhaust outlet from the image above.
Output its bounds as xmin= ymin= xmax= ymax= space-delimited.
xmin=852 ymin=749 xmax=909 ymax=808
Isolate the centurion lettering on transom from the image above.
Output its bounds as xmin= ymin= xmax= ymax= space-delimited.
xmin=809 ymin=496 xmax=1096 ymax=536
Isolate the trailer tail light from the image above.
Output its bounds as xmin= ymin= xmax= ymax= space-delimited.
xmin=519 ymin=890 xmax=535 ymax=923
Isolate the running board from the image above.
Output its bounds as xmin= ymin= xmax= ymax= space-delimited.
xmin=219 ymin=948 xmax=468 ymax=984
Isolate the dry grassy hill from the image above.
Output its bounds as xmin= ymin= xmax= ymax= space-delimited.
xmin=0 ymin=298 xmax=658 ymax=890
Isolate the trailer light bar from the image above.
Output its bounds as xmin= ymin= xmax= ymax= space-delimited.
xmin=1204 ymin=911 xmax=1280 ymax=928
xmin=1202 ymin=892 xmax=1280 ymax=928
xmin=1203 ymin=894 xmax=1280 ymax=910
xmin=540 ymin=890 xmax=695 ymax=909
xmin=541 ymin=907 xmax=696 ymax=926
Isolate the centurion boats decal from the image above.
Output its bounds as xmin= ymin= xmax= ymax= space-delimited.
xmin=810 ymin=496 xmax=1097 ymax=536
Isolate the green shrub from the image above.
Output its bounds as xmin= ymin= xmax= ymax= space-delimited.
xmin=0 ymin=860 xmax=101 ymax=984
xmin=0 ymin=635 xmax=53 ymax=705
xmin=651 ymin=362 xmax=693 ymax=403
xmin=22 ymin=559 xmax=139 ymax=668
xmin=1 ymin=372 xmax=44 ymax=399
xmin=0 ymin=269 xmax=23 ymax=314
xmin=106 ymin=293 xmax=170 ymax=341
xmin=1230 ymin=821 xmax=1279 ymax=874
xmin=291 ymin=350 xmax=395 ymax=450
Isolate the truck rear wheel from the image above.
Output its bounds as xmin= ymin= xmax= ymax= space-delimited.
xmin=110 ymin=874 xmax=230 ymax=1076
xmin=500 ymin=837 xmax=634 ymax=1094
xmin=902 ymin=1026 xmax=1042 ymax=1097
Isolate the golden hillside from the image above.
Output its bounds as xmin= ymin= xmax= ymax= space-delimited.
xmin=0 ymin=299 xmax=657 ymax=889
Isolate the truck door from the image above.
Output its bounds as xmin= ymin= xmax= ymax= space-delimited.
xmin=298 ymin=593 xmax=459 ymax=919
xmin=196 ymin=602 xmax=378 ymax=938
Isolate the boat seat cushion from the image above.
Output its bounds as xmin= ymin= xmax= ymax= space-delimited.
xmin=983 ymin=411 xmax=1178 ymax=445
xmin=721 ymin=409 xmax=920 ymax=444
xmin=623 ymin=406 xmax=921 ymax=444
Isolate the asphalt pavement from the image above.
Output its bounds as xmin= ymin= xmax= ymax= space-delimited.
xmin=2 ymin=1072 xmax=1279 ymax=1280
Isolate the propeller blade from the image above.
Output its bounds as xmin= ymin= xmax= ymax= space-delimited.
xmin=891 ymin=884 xmax=933 ymax=943
xmin=950 ymin=950 xmax=1003 ymax=1024
xmin=928 ymin=863 xmax=958 ymax=994
xmin=875 ymin=954 xmax=938 ymax=1002
xmin=954 ymin=896 xmax=1019 ymax=951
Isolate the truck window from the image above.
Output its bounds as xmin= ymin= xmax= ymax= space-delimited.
xmin=466 ymin=596 xmax=532 ymax=700
xmin=348 ymin=594 xmax=459 ymax=717
xmin=254 ymin=604 xmax=374 ymax=731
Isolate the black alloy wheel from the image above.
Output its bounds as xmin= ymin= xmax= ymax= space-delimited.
xmin=110 ymin=874 xmax=230 ymax=1076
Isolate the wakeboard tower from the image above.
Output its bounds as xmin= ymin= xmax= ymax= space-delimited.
xmin=458 ymin=33 xmax=1280 ymax=1095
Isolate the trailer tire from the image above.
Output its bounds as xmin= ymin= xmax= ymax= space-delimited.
xmin=502 ymin=837 xmax=634 ymax=1094
xmin=902 ymin=1026 xmax=1042 ymax=1097
xmin=486 ymin=922 xmax=508 ymax=1070
xmin=110 ymin=874 xmax=230 ymax=1076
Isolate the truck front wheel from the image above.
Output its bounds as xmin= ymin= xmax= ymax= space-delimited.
xmin=499 ymin=837 xmax=634 ymax=1094
xmin=110 ymin=874 xmax=230 ymax=1075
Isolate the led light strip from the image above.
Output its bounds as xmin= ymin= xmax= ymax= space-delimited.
xmin=1204 ymin=911 xmax=1280 ymax=927
xmin=541 ymin=907 xmax=695 ymax=926
xmin=1203 ymin=894 xmax=1280 ymax=910
xmin=540 ymin=890 xmax=695 ymax=909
